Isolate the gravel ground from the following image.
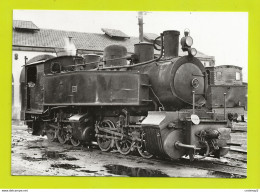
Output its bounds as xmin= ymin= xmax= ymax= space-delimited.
xmin=11 ymin=123 xmax=247 ymax=177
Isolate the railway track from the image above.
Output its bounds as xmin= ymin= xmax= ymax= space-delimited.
xmin=87 ymin=146 xmax=247 ymax=178
xmin=230 ymin=148 xmax=247 ymax=154
xmin=54 ymin=136 xmax=247 ymax=178
xmin=176 ymin=158 xmax=246 ymax=177
xmin=225 ymin=149 xmax=247 ymax=163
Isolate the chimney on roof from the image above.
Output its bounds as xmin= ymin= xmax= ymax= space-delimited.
xmin=56 ymin=37 xmax=77 ymax=57
xmin=138 ymin=12 xmax=144 ymax=42
xmin=68 ymin=36 xmax=72 ymax=44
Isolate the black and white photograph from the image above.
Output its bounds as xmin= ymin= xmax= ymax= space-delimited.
xmin=11 ymin=10 xmax=248 ymax=178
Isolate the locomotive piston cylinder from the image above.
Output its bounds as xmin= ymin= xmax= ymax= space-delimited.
xmin=163 ymin=30 xmax=180 ymax=58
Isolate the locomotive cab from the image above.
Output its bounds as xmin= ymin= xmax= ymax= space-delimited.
xmin=21 ymin=63 xmax=45 ymax=113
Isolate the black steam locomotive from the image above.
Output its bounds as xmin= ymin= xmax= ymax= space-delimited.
xmin=20 ymin=30 xmax=231 ymax=160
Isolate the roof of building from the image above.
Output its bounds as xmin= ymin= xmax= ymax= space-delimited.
xmin=13 ymin=20 xmax=214 ymax=59
xmin=143 ymin=33 xmax=159 ymax=41
xmin=13 ymin=20 xmax=39 ymax=31
xmin=101 ymin=28 xmax=130 ymax=38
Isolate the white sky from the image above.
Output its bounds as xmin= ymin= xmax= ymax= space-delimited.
xmin=13 ymin=10 xmax=248 ymax=82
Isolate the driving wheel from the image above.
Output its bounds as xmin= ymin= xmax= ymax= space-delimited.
xmin=46 ymin=129 xmax=56 ymax=142
xmin=137 ymin=141 xmax=153 ymax=159
xmin=70 ymin=137 xmax=81 ymax=147
xmin=115 ymin=136 xmax=134 ymax=155
xmin=57 ymin=130 xmax=68 ymax=144
xmin=97 ymin=120 xmax=115 ymax=152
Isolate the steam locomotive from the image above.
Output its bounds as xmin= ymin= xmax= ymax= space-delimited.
xmin=20 ymin=30 xmax=231 ymax=161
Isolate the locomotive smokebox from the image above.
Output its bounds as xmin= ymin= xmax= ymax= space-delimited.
xmin=163 ymin=30 xmax=180 ymax=58
xmin=134 ymin=42 xmax=154 ymax=63
xmin=83 ymin=54 xmax=101 ymax=70
xmin=103 ymin=45 xmax=127 ymax=67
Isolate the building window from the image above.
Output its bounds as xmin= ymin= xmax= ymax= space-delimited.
xmin=203 ymin=61 xmax=209 ymax=67
xmin=236 ymin=72 xmax=241 ymax=80
xmin=216 ymin=71 xmax=222 ymax=81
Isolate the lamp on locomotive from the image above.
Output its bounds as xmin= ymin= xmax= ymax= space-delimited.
xmin=181 ymin=29 xmax=197 ymax=57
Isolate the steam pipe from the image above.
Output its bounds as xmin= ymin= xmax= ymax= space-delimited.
xmin=192 ymin=91 xmax=195 ymax=114
xmin=96 ymin=33 xmax=164 ymax=70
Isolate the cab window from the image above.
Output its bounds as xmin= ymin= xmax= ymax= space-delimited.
xmin=236 ymin=72 xmax=241 ymax=80
xmin=216 ymin=71 xmax=222 ymax=81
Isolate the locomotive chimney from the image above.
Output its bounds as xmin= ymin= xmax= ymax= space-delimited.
xmin=163 ymin=30 xmax=180 ymax=58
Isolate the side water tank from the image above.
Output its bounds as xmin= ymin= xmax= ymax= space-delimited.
xmin=103 ymin=45 xmax=127 ymax=67
xmin=83 ymin=54 xmax=101 ymax=70
xmin=134 ymin=42 xmax=154 ymax=63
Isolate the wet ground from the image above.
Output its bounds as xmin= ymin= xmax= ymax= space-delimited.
xmin=11 ymin=122 xmax=247 ymax=177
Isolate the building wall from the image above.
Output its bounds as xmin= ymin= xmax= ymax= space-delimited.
xmin=12 ymin=50 xmax=56 ymax=119
xmin=200 ymin=60 xmax=214 ymax=67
